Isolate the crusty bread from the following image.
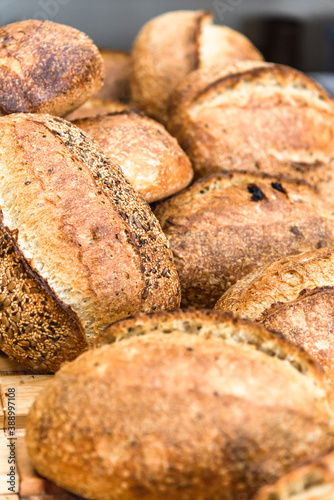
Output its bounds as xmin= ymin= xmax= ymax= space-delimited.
xmin=131 ymin=10 xmax=263 ymax=123
xmin=215 ymin=247 xmax=334 ymax=391
xmin=26 ymin=310 xmax=334 ymax=500
xmin=96 ymin=49 xmax=131 ymax=102
xmin=0 ymin=113 xmax=180 ymax=372
xmin=65 ymin=98 xmax=130 ymax=121
xmin=154 ymin=172 xmax=334 ymax=308
xmin=254 ymin=451 xmax=334 ymax=500
xmin=168 ymin=61 xmax=334 ymax=202
xmin=73 ymin=110 xmax=193 ymax=203
xmin=0 ymin=20 xmax=103 ymax=117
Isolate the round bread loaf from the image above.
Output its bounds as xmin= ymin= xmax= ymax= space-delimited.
xmin=131 ymin=10 xmax=263 ymax=123
xmin=65 ymin=98 xmax=130 ymax=121
xmin=215 ymin=247 xmax=334 ymax=391
xmin=154 ymin=172 xmax=334 ymax=308
xmin=168 ymin=61 xmax=334 ymax=201
xmin=0 ymin=113 xmax=180 ymax=373
xmin=73 ymin=110 xmax=194 ymax=203
xmin=26 ymin=310 xmax=334 ymax=500
xmin=0 ymin=20 xmax=103 ymax=117
xmin=254 ymin=451 xmax=334 ymax=500
xmin=96 ymin=49 xmax=131 ymax=102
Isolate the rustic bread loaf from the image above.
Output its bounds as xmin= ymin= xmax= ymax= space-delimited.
xmin=0 ymin=20 xmax=103 ymax=117
xmin=73 ymin=110 xmax=193 ymax=203
xmin=154 ymin=172 xmax=334 ymax=308
xmin=215 ymin=247 xmax=334 ymax=391
xmin=96 ymin=49 xmax=131 ymax=102
xmin=65 ymin=98 xmax=130 ymax=121
xmin=0 ymin=113 xmax=180 ymax=373
xmin=254 ymin=451 xmax=334 ymax=500
xmin=168 ymin=61 xmax=334 ymax=201
xmin=131 ymin=10 xmax=263 ymax=123
xmin=26 ymin=310 xmax=334 ymax=500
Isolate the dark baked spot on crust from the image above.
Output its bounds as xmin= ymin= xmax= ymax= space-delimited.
xmin=317 ymin=240 xmax=328 ymax=249
xmin=271 ymin=182 xmax=287 ymax=194
xmin=247 ymin=184 xmax=265 ymax=202
xmin=290 ymin=226 xmax=304 ymax=238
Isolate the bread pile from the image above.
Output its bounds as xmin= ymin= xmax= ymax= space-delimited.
xmin=0 ymin=10 xmax=334 ymax=500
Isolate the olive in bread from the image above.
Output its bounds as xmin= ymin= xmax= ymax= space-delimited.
xmin=26 ymin=310 xmax=334 ymax=500
xmin=168 ymin=61 xmax=334 ymax=202
xmin=73 ymin=110 xmax=194 ymax=203
xmin=0 ymin=113 xmax=180 ymax=373
xmin=0 ymin=20 xmax=103 ymax=117
xmin=131 ymin=10 xmax=263 ymax=123
xmin=215 ymin=247 xmax=334 ymax=391
xmin=154 ymin=172 xmax=334 ymax=308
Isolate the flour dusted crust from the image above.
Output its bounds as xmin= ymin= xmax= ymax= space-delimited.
xmin=0 ymin=113 xmax=180 ymax=372
xmin=26 ymin=310 xmax=334 ymax=500
xmin=131 ymin=10 xmax=262 ymax=123
xmin=73 ymin=110 xmax=193 ymax=203
xmin=0 ymin=20 xmax=103 ymax=117
xmin=154 ymin=172 xmax=334 ymax=308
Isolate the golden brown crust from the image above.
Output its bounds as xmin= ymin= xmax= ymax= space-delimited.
xmin=154 ymin=172 xmax=334 ymax=308
xmin=254 ymin=451 xmax=334 ymax=500
xmin=0 ymin=20 xmax=103 ymax=117
xmin=215 ymin=247 xmax=334 ymax=390
xmin=73 ymin=111 xmax=193 ymax=203
xmin=96 ymin=49 xmax=131 ymax=102
xmin=26 ymin=310 xmax=334 ymax=500
xmin=168 ymin=61 xmax=334 ymax=200
xmin=0 ymin=113 xmax=180 ymax=371
xmin=65 ymin=98 xmax=130 ymax=121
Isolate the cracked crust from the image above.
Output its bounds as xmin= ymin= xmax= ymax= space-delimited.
xmin=154 ymin=172 xmax=334 ymax=308
xmin=168 ymin=61 xmax=334 ymax=201
xmin=131 ymin=11 xmax=262 ymax=124
xmin=73 ymin=110 xmax=193 ymax=203
xmin=0 ymin=113 xmax=180 ymax=372
xmin=216 ymin=247 xmax=334 ymax=392
xmin=26 ymin=310 xmax=334 ymax=500
xmin=0 ymin=20 xmax=103 ymax=117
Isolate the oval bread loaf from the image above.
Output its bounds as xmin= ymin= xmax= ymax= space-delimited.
xmin=215 ymin=247 xmax=334 ymax=391
xmin=168 ymin=61 xmax=334 ymax=201
xmin=96 ymin=49 xmax=131 ymax=102
xmin=0 ymin=113 xmax=180 ymax=373
xmin=26 ymin=310 xmax=334 ymax=500
xmin=154 ymin=172 xmax=334 ymax=308
xmin=131 ymin=10 xmax=263 ymax=123
xmin=0 ymin=20 xmax=103 ymax=117
xmin=73 ymin=110 xmax=194 ymax=203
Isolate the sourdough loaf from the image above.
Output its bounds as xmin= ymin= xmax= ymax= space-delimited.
xmin=73 ymin=110 xmax=193 ymax=203
xmin=0 ymin=113 xmax=180 ymax=372
xmin=154 ymin=172 xmax=334 ymax=307
xmin=26 ymin=310 xmax=334 ymax=500
xmin=131 ymin=10 xmax=263 ymax=123
xmin=0 ymin=20 xmax=103 ymax=117
xmin=96 ymin=49 xmax=131 ymax=102
xmin=168 ymin=61 xmax=334 ymax=202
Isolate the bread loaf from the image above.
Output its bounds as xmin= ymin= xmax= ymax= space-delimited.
xmin=73 ymin=110 xmax=193 ymax=203
xmin=65 ymin=98 xmax=130 ymax=121
xmin=131 ymin=10 xmax=263 ymax=123
xmin=0 ymin=20 xmax=103 ymax=117
xmin=0 ymin=113 xmax=180 ymax=372
xmin=96 ymin=49 xmax=131 ymax=102
xmin=215 ymin=247 xmax=334 ymax=391
xmin=26 ymin=310 xmax=334 ymax=500
xmin=154 ymin=172 xmax=334 ymax=307
xmin=168 ymin=61 xmax=334 ymax=202
xmin=254 ymin=451 xmax=334 ymax=500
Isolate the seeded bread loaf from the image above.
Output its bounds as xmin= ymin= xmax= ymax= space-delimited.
xmin=73 ymin=110 xmax=193 ymax=203
xmin=254 ymin=451 xmax=334 ymax=500
xmin=215 ymin=247 xmax=334 ymax=392
xmin=26 ymin=310 xmax=334 ymax=500
xmin=131 ymin=10 xmax=263 ymax=123
xmin=154 ymin=172 xmax=334 ymax=308
xmin=0 ymin=20 xmax=103 ymax=117
xmin=0 ymin=113 xmax=180 ymax=373
xmin=167 ymin=61 xmax=334 ymax=202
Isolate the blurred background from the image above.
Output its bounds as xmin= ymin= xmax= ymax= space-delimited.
xmin=1 ymin=0 xmax=334 ymax=95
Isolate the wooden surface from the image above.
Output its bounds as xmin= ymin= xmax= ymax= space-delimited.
xmin=0 ymin=352 xmax=80 ymax=500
